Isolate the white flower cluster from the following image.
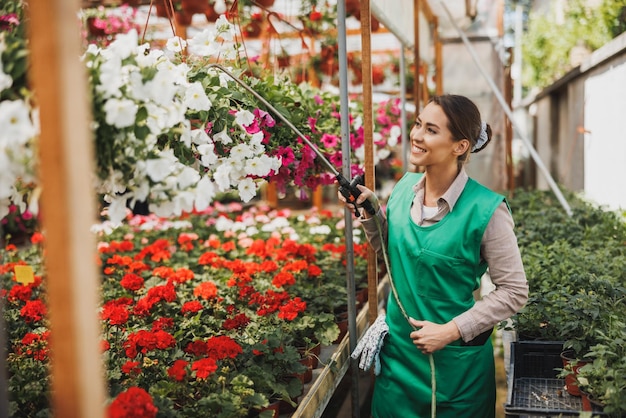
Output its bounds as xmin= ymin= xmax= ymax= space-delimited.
xmin=84 ymin=16 xmax=281 ymax=224
xmin=0 ymin=33 xmax=39 ymax=220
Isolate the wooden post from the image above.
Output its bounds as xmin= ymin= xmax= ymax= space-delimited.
xmin=358 ymin=0 xmax=378 ymax=327
xmin=434 ymin=17 xmax=443 ymax=95
xmin=504 ymin=48 xmax=515 ymax=194
xmin=312 ymin=187 xmax=323 ymax=209
xmin=414 ymin=0 xmax=421 ymax=113
xmin=27 ymin=1 xmax=106 ymax=417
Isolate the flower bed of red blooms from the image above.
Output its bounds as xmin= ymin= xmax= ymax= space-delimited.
xmin=1 ymin=202 xmax=368 ymax=417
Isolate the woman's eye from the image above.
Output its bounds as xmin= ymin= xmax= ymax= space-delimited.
xmin=427 ymin=128 xmax=436 ymax=134
xmin=414 ymin=121 xmax=421 ymax=127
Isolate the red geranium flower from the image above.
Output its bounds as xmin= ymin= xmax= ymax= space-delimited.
xmin=278 ymin=297 xmax=307 ymax=321
xmin=120 ymin=273 xmax=144 ymax=291
xmin=272 ymin=271 xmax=295 ymax=288
xmin=193 ymin=281 xmax=218 ymax=300
xmin=20 ymin=299 xmax=47 ymax=323
xmin=121 ymin=361 xmax=141 ymax=375
xmin=191 ymin=357 xmax=218 ymax=380
xmin=205 ymin=335 xmax=242 ymax=360
xmin=108 ymin=386 xmax=157 ymax=418
xmin=8 ymin=284 xmax=32 ymax=302
xmin=181 ymin=300 xmax=203 ymax=315
xmin=167 ymin=359 xmax=188 ymax=382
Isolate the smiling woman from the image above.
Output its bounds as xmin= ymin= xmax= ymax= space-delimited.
xmin=339 ymin=94 xmax=528 ymax=418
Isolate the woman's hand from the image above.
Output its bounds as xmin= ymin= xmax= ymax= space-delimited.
xmin=408 ymin=318 xmax=461 ymax=355
xmin=336 ymin=184 xmax=379 ymax=218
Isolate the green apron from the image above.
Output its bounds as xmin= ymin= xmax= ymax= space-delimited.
xmin=371 ymin=172 xmax=503 ymax=418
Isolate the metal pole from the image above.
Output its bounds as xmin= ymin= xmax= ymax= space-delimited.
xmin=337 ymin=1 xmax=360 ymax=416
xmin=436 ymin=0 xmax=573 ymax=216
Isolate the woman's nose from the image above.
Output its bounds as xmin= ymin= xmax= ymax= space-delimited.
xmin=410 ymin=125 xmax=421 ymax=141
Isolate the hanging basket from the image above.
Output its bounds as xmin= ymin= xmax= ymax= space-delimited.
xmin=345 ymin=0 xmax=359 ymax=16
xmin=205 ymin=5 xmax=220 ymax=22
xmin=277 ymin=55 xmax=290 ymax=69
xmin=243 ymin=20 xmax=263 ymax=38
xmin=175 ymin=10 xmax=193 ymax=26
xmin=254 ymin=0 xmax=275 ymax=7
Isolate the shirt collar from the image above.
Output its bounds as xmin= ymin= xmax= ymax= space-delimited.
xmin=412 ymin=168 xmax=469 ymax=212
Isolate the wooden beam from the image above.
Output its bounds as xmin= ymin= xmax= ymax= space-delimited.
xmin=27 ymin=1 xmax=106 ymax=417
xmin=358 ymin=0 xmax=378 ymax=327
xmin=434 ymin=17 xmax=443 ymax=95
xmin=414 ymin=0 xmax=421 ymax=112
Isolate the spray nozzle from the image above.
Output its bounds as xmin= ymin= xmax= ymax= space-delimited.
xmin=337 ymin=174 xmax=376 ymax=218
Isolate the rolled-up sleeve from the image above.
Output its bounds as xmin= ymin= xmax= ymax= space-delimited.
xmin=453 ymin=202 xmax=529 ymax=342
xmin=359 ymin=208 xmax=388 ymax=260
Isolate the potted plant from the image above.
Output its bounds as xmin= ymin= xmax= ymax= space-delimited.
xmin=576 ymin=319 xmax=626 ymax=415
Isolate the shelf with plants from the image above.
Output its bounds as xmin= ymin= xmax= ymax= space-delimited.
xmin=0 ymin=202 xmax=378 ymax=417
xmin=501 ymin=189 xmax=626 ymax=416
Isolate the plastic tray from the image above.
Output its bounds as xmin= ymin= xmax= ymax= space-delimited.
xmin=504 ymin=341 xmax=606 ymax=417
xmin=506 ymin=377 xmax=582 ymax=415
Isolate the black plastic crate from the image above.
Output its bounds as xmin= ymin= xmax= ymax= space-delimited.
xmin=504 ymin=340 xmax=606 ymax=417
xmin=511 ymin=340 xmax=564 ymax=379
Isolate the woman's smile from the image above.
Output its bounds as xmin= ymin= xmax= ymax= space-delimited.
xmin=411 ymin=142 xmax=427 ymax=154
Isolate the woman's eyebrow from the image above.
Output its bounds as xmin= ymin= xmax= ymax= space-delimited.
xmin=417 ymin=116 xmax=440 ymax=130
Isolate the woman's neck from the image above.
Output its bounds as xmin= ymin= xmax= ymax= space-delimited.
xmin=422 ymin=165 xmax=460 ymax=205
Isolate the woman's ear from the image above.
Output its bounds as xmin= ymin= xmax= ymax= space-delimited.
xmin=453 ymin=139 xmax=471 ymax=155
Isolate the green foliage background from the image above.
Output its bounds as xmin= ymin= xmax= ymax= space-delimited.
xmin=522 ymin=0 xmax=626 ymax=90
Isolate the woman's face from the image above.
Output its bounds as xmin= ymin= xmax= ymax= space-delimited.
xmin=408 ymin=102 xmax=467 ymax=169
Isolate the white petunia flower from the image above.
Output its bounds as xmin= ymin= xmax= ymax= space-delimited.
xmin=177 ymin=166 xmax=200 ymax=189
xmin=237 ymin=177 xmax=256 ymax=202
xmin=127 ymin=71 xmax=150 ymax=101
xmin=0 ymin=100 xmax=37 ymax=146
xmin=0 ymin=68 xmax=12 ymax=92
xmin=172 ymin=191 xmax=195 ymax=215
xmin=107 ymin=196 xmax=130 ymax=225
xmin=179 ymin=119 xmax=192 ymax=147
xmin=388 ymin=125 xmax=401 ymax=147
xmin=213 ymin=127 xmax=232 ymax=144
xmin=166 ymin=36 xmax=187 ymax=53
xmin=245 ymin=155 xmax=274 ymax=177
xmin=184 ymin=82 xmax=212 ymax=111
xmin=230 ymin=143 xmax=254 ymax=161
xmin=214 ymin=15 xmax=236 ymax=41
xmin=104 ymin=98 xmax=138 ymax=128
xmin=145 ymin=151 xmax=176 ymax=182
xmin=187 ymin=29 xmax=219 ymax=56
xmin=194 ymin=176 xmax=216 ymax=211
xmin=107 ymin=30 xmax=139 ymax=60
xmin=145 ymin=70 xmax=178 ymax=106
xmin=135 ymin=48 xmax=164 ymax=68
xmin=190 ymin=128 xmax=210 ymax=145
xmin=214 ymin=163 xmax=232 ymax=191
xmin=160 ymin=101 xmax=186 ymax=129
xmin=234 ymin=109 xmax=255 ymax=127
xmin=197 ymin=143 xmax=218 ymax=167
xmin=96 ymin=56 xmax=124 ymax=98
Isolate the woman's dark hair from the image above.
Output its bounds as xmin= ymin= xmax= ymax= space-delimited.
xmin=429 ymin=94 xmax=492 ymax=163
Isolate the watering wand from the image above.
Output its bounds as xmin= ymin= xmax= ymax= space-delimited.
xmin=207 ymin=65 xmax=436 ymax=415
xmin=206 ymin=63 xmax=376 ymax=218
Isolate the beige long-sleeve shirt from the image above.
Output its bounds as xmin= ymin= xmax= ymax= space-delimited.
xmin=360 ymin=170 xmax=529 ymax=342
